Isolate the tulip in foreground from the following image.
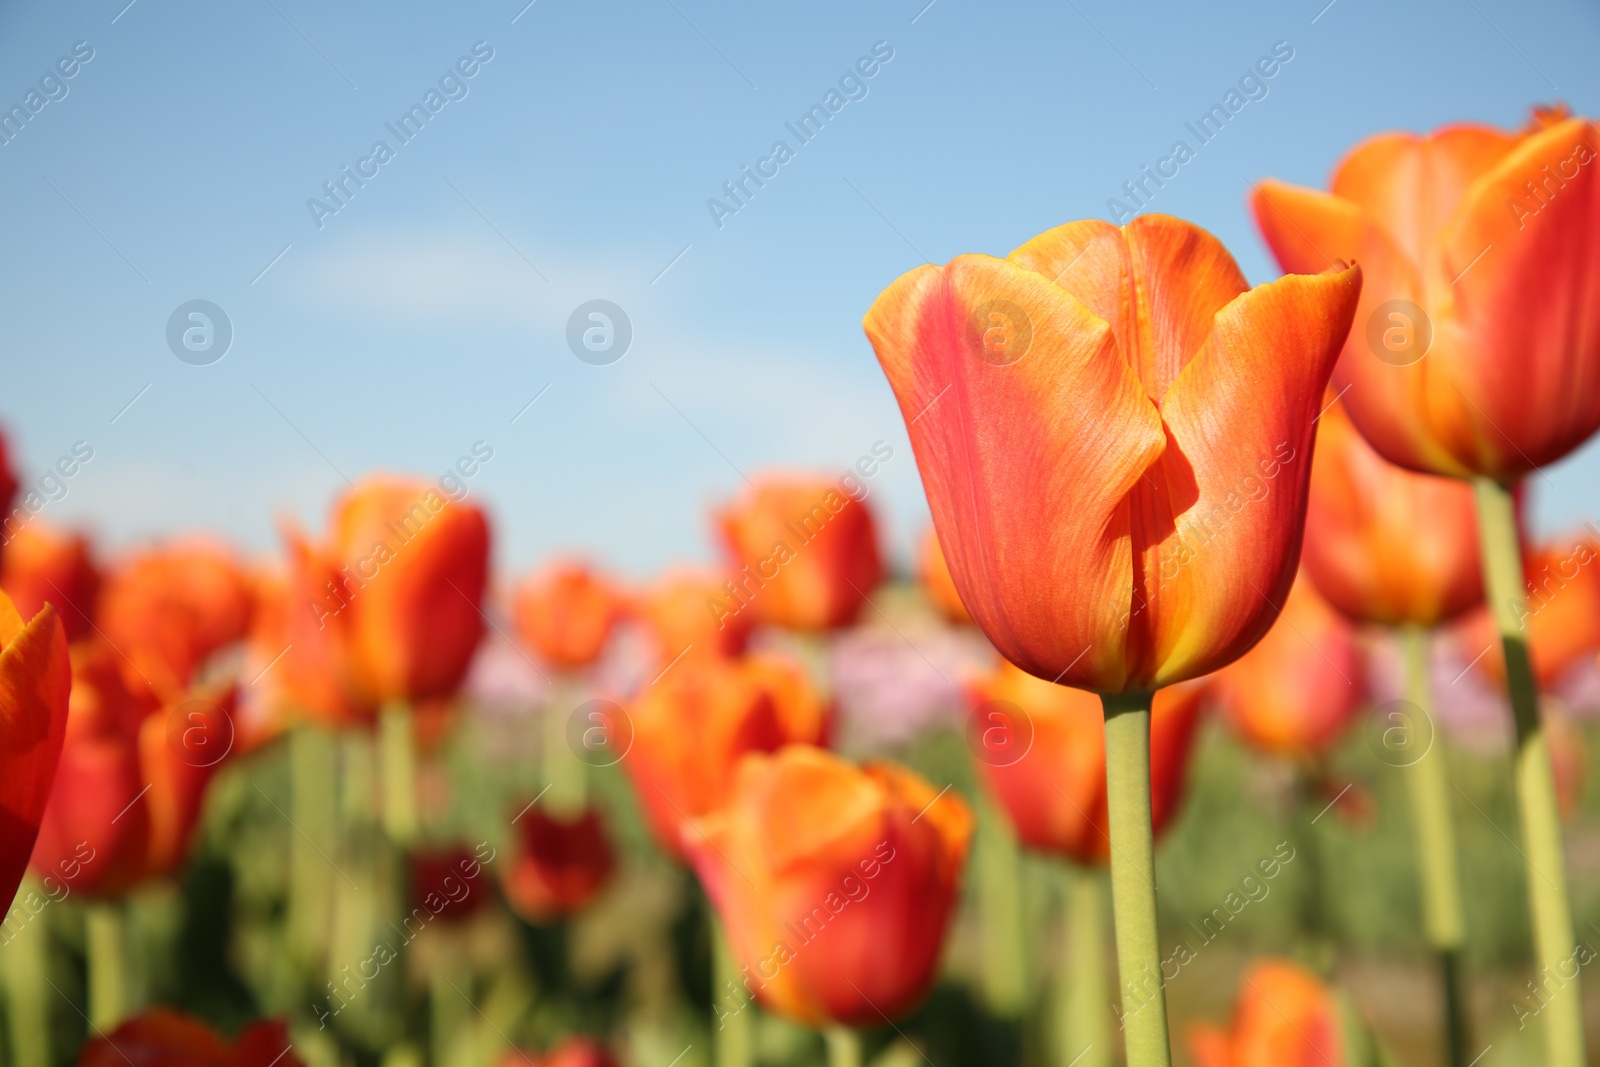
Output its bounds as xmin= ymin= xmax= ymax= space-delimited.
xmin=683 ymin=744 xmax=971 ymax=1055
xmin=0 ymin=591 xmax=70 ymax=916
xmin=865 ymin=213 xmax=1359 ymax=1065
xmin=1188 ymin=959 xmax=1344 ymax=1067
xmin=1256 ymin=109 xmax=1600 ymax=1067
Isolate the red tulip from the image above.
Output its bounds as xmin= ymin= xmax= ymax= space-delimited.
xmin=863 ymin=215 xmax=1360 ymax=692
xmin=0 ymin=524 xmax=101 ymax=642
xmin=500 ymin=806 xmax=615 ymax=922
xmin=410 ymin=846 xmax=494 ymax=925
xmin=76 ymin=1010 xmax=301 ymax=1067
xmin=715 ymin=476 xmax=884 ymax=632
xmin=0 ymin=590 xmax=70 ymax=913
xmin=683 ymin=744 xmax=973 ymax=1027
xmin=512 ymin=561 xmax=625 ymax=671
xmin=969 ymin=660 xmax=1204 ymax=862
xmin=1188 ymin=959 xmax=1345 ymax=1067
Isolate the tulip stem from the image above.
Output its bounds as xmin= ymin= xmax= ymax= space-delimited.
xmin=3 ymin=881 xmax=51 ymax=1067
xmin=543 ymin=683 xmax=586 ymax=817
xmin=290 ymin=724 xmax=336 ymax=970
xmin=712 ymin=918 xmax=753 ymax=1067
xmin=1100 ymin=691 xmax=1171 ymax=1067
xmin=85 ymin=902 xmax=127 ymax=1030
xmin=1059 ymin=863 xmax=1109 ymax=1067
xmin=976 ymin=796 xmax=1027 ymax=1017
xmin=1398 ymin=625 xmax=1469 ymax=1067
xmin=1474 ymin=476 xmax=1585 ymax=1067
xmin=824 ymin=1026 xmax=862 ymax=1067
xmin=380 ymin=701 xmax=418 ymax=846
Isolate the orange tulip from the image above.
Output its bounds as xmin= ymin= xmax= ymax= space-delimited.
xmin=715 ymin=476 xmax=884 ymax=632
xmin=277 ymin=526 xmax=377 ymax=726
xmin=512 ymin=561 xmax=624 ymax=671
xmin=320 ymin=478 xmax=490 ymax=705
xmin=1211 ymin=575 xmax=1365 ymax=758
xmin=684 ymin=745 xmax=972 ymax=1028
xmin=863 ymin=215 xmax=1360 ymax=692
xmin=918 ymin=527 xmax=972 ymax=625
xmin=0 ymin=591 xmax=70 ymax=913
xmin=98 ymin=541 xmax=253 ymax=701
xmin=626 ymin=653 xmax=826 ymax=859
xmin=1303 ymin=399 xmax=1483 ymax=627
xmin=1456 ymin=530 xmax=1600 ymax=691
xmin=1188 ymin=959 xmax=1345 ymax=1067
xmin=76 ymin=1009 xmax=300 ymax=1067
xmin=968 ymin=660 xmax=1204 ymax=863
xmin=636 ymin=568 xmax=753 ymax=663
xmin=500 ymin=805 xmax=615 ymax=922
xmin=0 ymin=524 xmax=101 ymax=642
xmin=1253 ymin=109 xmax=1600 ymax=482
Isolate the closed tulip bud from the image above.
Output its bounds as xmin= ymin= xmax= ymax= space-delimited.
xmin=1303 ymin=399 xmax=1484 ymax=627
xmin=328 ymin=478 xmax=490 ymax=704
xmin=0 ymin=524 xmax=101 ymax=642
xmin=970 ymin=660 xmax=1203 ymax=862
xmin=864 ymin=215 xmax=1359 ymax=692
xmin=918 ymin=527 xmax=972 ymax=625
xmin=1255 ymin=109 xmax=1600 ymax=482
xmin=1188 ymin=959 xmax=1345 ymax=1067
xmin=636 ymin=568 xmax=753 ymax=663
xmin=716 ymin=476 xmax=884 ymax=633
xmin=625 ymin=653 xmax=826 ymax=860
xmin=512 ymin=561 xmax=624 ymax=671
xmin=0 ymin=591 xmax=70 ymax=913
xmin=683 ymin=745 xmax=973 ymax=1028
xmin=99 ymin=541 xmax=253 ymax=702
xmin=1211 ymin=575 xmax=1365 ymax=758
xmin=500 ymin=806 xmax=615 ymax=922
xmin=76 ymin=1010 xmax=302 ymax=1067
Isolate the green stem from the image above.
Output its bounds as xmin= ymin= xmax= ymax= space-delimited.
xmin=3 ymin=882 xmax=50 ymax=1067
xmin=1294 ymin=771 xmax=1334 ymax=975
xmin=543 ymin=683 xmax=586 ymax=817
xmin=430 ymin=943 xmax=470 ymax=1067
xmin=824 ymin=1026 xmax=863 ymax=1067
xmin=1474 ymin=476 xmax=1584 ymax=1067
xmin=380 ymin=701 xmax=418 ymax=846
xmin=976 ymin=796 xmax=1027 ymax=1017
xmin=85 ymin=902 xmax=126 ymax=1031
xmin=290 ymin=724 xmax=336 ymax=969
xmin=1059 ymin=863 xmax=1109 ymax=1067
xmin=1100 ymin=691 xmax=1171 ymax=1067
xmin=1398 ymin=625 xmax=1469 ymax=1067
xmin=712 ymin=918 xmax=752 ymax=1067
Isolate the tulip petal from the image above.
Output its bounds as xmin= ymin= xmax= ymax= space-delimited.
xmin=1250 ymin=180 xmax=1364 ymax=276
xmin=864 ymin=254 xmax=1166 ymax=691
xmin=0 ymin=602 xmax=69 ymax=910
xmin=1136 ymin=265 xmax=1361 ymax=685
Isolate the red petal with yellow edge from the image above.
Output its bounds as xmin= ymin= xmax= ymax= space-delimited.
xmin=1434 ymin=117 xmax=1600 ymax=478
xmin=1132 ymin=265 xmax=1361 ymax=687
xmin=0 ymin=597 xmax=69 ymax=913
xmin=863 ymin=255 xmax=1166 ymax=692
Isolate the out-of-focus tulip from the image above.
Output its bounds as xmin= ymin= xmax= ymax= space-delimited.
xmin=1303 ymin=400 xmax=1483 ymax=627
xmin=76 ymin=1009 xmax=301 ymax=1067
xmin=1254 ymin=110 xmax=1600 ymax=482
xmin=1547 ymin=706 xmax=1589 ymax=818
xmin=969 ymin=660 xmax=1205 ymax=863
xmin=0 ymin=524 xmax=101 ymax=642
xmin=513 ymin=562 xmax=625 ymax=671
xmin=98 ymin=541 xmax=252 ymax=701
xmin=410 ymin=846 xmax=494 ymax=925
xmin=500 ymin=805 xmax=615 ymax=922
xmin=1188 ymin=959 xmax=1345 ymax=1067
xmin=636 ymin=568 xmax=752 ymax=662
xmin=864 ymin=214 xmax=1360 ymax=692
xmin=497 ymin=1038 xmax=619 ymax=1067
xmin=626 ymin=653 xmax=826 ymax=859
xmin=1456 ymin=531 xmax=1600 ymax=691
xmin=0 ymin=591 xmax=70 ymax=913
xmin=1211 ymin=576 xmax=1365 ymax=758
xmin=31 ymin=639 xmax=231 ymax=896
xmin=0 ymin=430 xmax=18 ymax=529
xmin=277 ymin=527 xmax=376 ymax=727
xmin=715 ymin=476 xmax=884 ymax=633
xmin=684 ymin=744 xmax=972 ymax=1028
xmin=918 ymin=527 xmax=972 ymax=625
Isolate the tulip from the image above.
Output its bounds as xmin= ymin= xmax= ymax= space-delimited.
xmin=514 ymin=561 xmax=625 ymax=671
xmin=683 ymin=745 xmax=972 ymax=1043
xmin=498 ymin=1039 xmax=619 ymax=1067
xmin=0 ymin=591 xmax=70 ymax=915
xmin=1210 ymin=575 xmax=1364 ymax=759
xmin=918 ymin=527 xmax=972 ymax=625
xmin=1303 ymin=400 xmax=1483 ymax=629
xmin=0 ymin=524 xmax=101 ymax=642
xmin=0 ymin=430 xmax=17 ymax=530
xmin=970 ymin=660 xmax=1204 ymax=863
xmin=625 ymin=653 xmax=826 ymax=861
xmin=865 ymin=213 xmax=1359 ymax=1065
xmin=1256 ymin=116 xmax=1600 ymax=1065
xmin=1455 ymin=530 xmax=1600 ymax=692
xmin=277 ymin=526 xmax=377 ymax=727
xmin=410 ymin=846 xmax=494 ymax=926
xmin=98 ymin=541 xmax=252 ymax=702
xmin=715 ymin=476 xmax=884 ymax=632
xmin=499 ymin=806 xmax=615 ymax=922
xmin=636 ymin=568 xmax=753 ymax=664
xmin=1187 ymin=959 xmax=1344 ymax=1067
xmin=76 ymin=1009 xmax=300 ymax=1067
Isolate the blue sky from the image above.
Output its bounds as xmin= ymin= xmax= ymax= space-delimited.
xmin=2 ymin=0 xmax=1596 ymax=580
